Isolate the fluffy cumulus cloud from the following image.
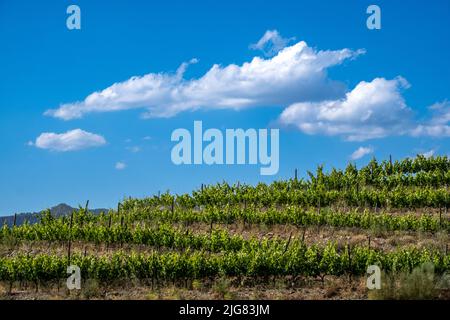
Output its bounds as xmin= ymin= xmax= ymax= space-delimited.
xmin=45 ymin=37 xmax=364 ymax=120
xmin=44 ymin=30 xmax=449 ymax=142
xmin=279 ymin=77 xmax=411 ymax=141
xmin=350 ymin=146 xmax=374 ymax=160
xmin=31 ymin=129 xmax=106 ymax=151
xmin=279 ymin=77 xmax=450 ymax=141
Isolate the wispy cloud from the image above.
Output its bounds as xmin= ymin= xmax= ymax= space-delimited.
xmin=249 ymin=30 xmax=295 ymax=57
xmin=45 ymin=31 xmax=363 ymax=120
xmin=410 ymin=100 xmax=450 ymax=137
xmin=350 ymin=146 xmax=374 ymax=160
xmin=127 ymin=146 xmax=141 ymax=153
xmin=30 ymin=129 xmax=106 ymax=152
xmin=115 ymin=161 xmax=126 ymax=170
xmin=421 ymin=149 xmax=435 ymax=158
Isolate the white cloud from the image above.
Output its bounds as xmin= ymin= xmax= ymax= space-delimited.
xmin=127 ymin=146 xmax=141 ymax=153
xmin=410 ymin=100 xmax=450 ymax=137
xmin=428 ymin=100 xmax=450 ymax=124
xmin=350 ymin=146 xmax=374 ymax=160
xmin=115 ymin=162 xmax=126 ymax=170
xmin=143 ymin=136 xmax=152 ymax=141
xmin=279 ymin=76 xmax=450 ymax=141
xmin=42 ymin=30 xmax=449 ymax=142
xmin=411 ymin=124 xmax=450 ymax=137
xmin=249 ymin=30 xmax=295 ymax=57
xmin=45 ymin=32 xmax=364 ymax=120
xmin=279 ymin=77 xmax=411 ymax=141
xmin=32 ymin=129 xmax=106 ymax=152
xmin=421 ymin=149 xmax=435 ymax=158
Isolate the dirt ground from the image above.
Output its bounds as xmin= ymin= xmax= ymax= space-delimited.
xmin=0 ymin=276 xmax=368 ymax=300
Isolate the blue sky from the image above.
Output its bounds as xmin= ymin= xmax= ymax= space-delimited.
xmin=0 ymin=0 xmax=449 ymax=215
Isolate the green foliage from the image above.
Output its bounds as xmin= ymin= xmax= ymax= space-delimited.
xmin=369 ymin=262 xmax=440 ymax=300
xmin=0 ymin=245 xmax=448 ymax=283
xmin=1 ymin=155 xmax=448 ymax=287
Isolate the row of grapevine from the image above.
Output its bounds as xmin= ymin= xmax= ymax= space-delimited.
xmin=2 ymin=214 xmax=445 ymax=254
xmin=109 ymin=206 xmax=449 ymax=231
xmin=1 ymin=244 xmax=449 ymax=282
xmin=0 ymin=223 xmax=251 ymax=252
xmin=2 ymin=207 xmax=447 ymax=249
xmin=307 ymin=165 xmax=450 ymax=190
xmin=122 ymin=185 xmax=449 ymax=210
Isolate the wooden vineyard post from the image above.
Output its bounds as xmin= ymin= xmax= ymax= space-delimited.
xmin=13 ymin=213 xmax=17 ymax=227
xmin=317 ymin=197 xmax=321 ymax=235
xmin=347 ymin=243 xmax=353 ymax=282
xmin=283 ymin=232 xmax=292 ymax=254
xmin=106 ymin=214 xmax=112 ymax=251
xmin=301 ymin=228 xmax=306 ymax=244
xmin=120 ymin=215 xmax=124 ymax=248
xmin=294 ymin=169 xmax=298 ymax=181
xmin=118 ymin=202 xmax=123 ymax=246
xmin=117 ymin=202 xmax=121 ymax=247
xmin=68 ymin=212 xmax=74 ymax=265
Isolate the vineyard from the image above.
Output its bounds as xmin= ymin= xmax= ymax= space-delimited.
xmin=0 ymin=155 xmax=449 ymax=299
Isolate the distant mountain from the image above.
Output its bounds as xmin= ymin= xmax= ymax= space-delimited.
xmin=0 ymin=203 xmax=109 ymax=227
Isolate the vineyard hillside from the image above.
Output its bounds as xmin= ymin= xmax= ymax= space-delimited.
xmin=1 ymin=155 xmax=449 ymax=300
